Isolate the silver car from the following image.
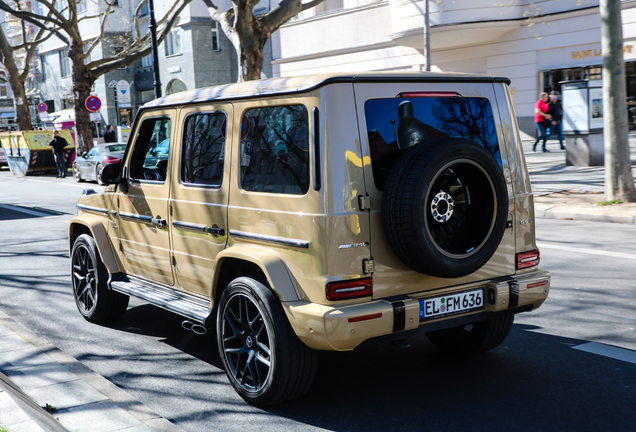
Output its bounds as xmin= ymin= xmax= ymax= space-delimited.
xmin=73 ymin=143 xmax=126 ymax=184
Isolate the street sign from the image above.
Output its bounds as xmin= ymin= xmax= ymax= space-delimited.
xmin=38 ymin=112 xmax=48 ymax=120
xmin=85 ymin=96 xmax=102 ymax=113
xmin=89 ymin=112 xmax=101 ymax=122
xmin=116 ymin=80 xmax=131 ymax=105
xmin=37 ymin=102 xmax=47 ymax=113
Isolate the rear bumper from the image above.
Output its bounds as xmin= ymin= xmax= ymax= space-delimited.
xmin=283 ymin=269 xmax=550 ymax=351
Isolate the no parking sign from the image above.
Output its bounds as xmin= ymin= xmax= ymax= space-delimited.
xmin=85 ymin=96 xmax=101 ymax=113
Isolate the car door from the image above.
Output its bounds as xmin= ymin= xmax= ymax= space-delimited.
xmin=82 ymin=146 xmax=99 ymax=179
xmin=115 ymin=111 xmax=176 ymax=286
xmin=169 ymin=105 xmax=232 ymax=296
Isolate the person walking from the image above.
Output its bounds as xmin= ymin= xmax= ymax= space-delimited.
xmin=546 ymin=92 xmax=565 ymax=150
xmin=49 ymin=130 xmax=69 ymax=178
xmin=533 ymin=92 xmax=552 ymax=152
xmin=103 ymin=124 xmax=117 ymax=143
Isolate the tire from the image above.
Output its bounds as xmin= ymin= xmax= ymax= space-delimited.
xmin=73 ymin=163 xmax=84 ymax=182
xmin=382 ymin=138 xmax=508 ymax=278
xmin=70 ymin=234 xmax=129 ymax=323
xmin=96 ymin=163 xmax=104 ymax=185
xmin=425 ymin=314 xmax=514 ymax=355
xmin=217 ymin=277 xmax=318 ymax=406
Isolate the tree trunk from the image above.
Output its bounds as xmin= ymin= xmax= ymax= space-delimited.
xmin=69 ymin=44 xmax=96 ymax=153
xmin=601 ymin=0 xmax=636 ymax=202
xmin=0 ymin=27 xmax=32 ymax=131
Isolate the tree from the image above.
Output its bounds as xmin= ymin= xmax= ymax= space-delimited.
xmin=0 ymin=0 xmax=192 ymax=149
xmin=600 ymin=0 xmax=636 ymax=202
xmin=0 ymin=4 xmax=53 ymax=130
xmin=202 ymin=0 xmax=325 ymax=82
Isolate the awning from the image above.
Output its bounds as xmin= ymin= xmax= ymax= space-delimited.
xmin=0 ymin=111 xmax=15 ymax=118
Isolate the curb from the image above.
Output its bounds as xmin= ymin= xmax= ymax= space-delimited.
xmin=534 ymin=204 xmax=636 ymax=224
xmin=0 ymin=310 xmax=185 ymax=432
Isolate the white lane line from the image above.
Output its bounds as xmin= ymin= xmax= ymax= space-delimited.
xmin=537 ymin=241 xmax=636 ymax=261
xmin=0 ymin=203 xmax=55 ymax=218
xmin=573 ymin=342 xmax=636 ymax=365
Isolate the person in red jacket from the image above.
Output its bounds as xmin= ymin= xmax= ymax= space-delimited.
xmin=533 ymin=92 xmax=552 ymax=152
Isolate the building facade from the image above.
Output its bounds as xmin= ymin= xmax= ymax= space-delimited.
xmin=272 ymin=0 xmax=636 ymax=135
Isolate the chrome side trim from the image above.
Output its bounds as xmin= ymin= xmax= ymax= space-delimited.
xmin=76 ymin=204 xmax=108 ymax=215
xmin=230 ymin=230 xmax=310 ymax=249
xmin=119 ymin=212 xmax=152 ymax=223
xmin=173 ymin=220 xmax=207 ymax=232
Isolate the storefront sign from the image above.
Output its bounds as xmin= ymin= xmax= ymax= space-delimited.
xmin=571 ymin=45 xmax=632 ymax=59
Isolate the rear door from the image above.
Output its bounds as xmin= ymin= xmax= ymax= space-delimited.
xmin=169 ymin=105 xmax=232 ymax=297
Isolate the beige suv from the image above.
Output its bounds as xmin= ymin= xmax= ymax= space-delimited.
xmin=69 ymin=72 xmax=550 ymax=406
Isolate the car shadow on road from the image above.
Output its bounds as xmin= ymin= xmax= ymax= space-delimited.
xmin=101 ymin=307 xmax=636 ymax=432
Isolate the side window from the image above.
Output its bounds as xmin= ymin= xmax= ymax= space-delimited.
xmin=240 ymin=105 xmax=309 ymax=195
xmin=129 ymin=117 xmax=171 ymax=182
xmin=181 ymin=112 xmax=226 ymax=187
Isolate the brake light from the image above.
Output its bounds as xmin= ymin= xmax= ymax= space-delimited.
xmin=517 ymin=250 xmax=540 ymax=270
xmin=527 ymin=280 xmax=548 ymax=289
xmin=397 ymin=92 xmax=461 ymax=98
xmin=103 ymin=156 xmax=121 ymax=164
xmin=326 ymin=278 xmax=373 ymax=301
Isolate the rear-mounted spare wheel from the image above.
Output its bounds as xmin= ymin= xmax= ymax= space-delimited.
xmin=382 ymin=138 xmax=508 ymax=278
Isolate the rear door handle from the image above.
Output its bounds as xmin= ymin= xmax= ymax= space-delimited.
xmin=151 ymin=218 xmax=167 ymax=227
xmin=206 ymin=227 xmax=225 ymax=236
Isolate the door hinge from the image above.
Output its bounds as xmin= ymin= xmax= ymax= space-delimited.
xmin=171 ymin=254 xmax=177 ymax=266
xmin=363 ymin=259 xmax=374 ymax=275
xmin=358 ymin=195 xmax=371 ymax=211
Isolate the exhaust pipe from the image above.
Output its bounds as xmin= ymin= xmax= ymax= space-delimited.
xmin=182 ymin=320 xmax=208 ymax=335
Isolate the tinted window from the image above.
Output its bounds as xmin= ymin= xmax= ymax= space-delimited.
xmin=365 ymin=97 xmax=501 ymax=190
xmin=106 ymin=144 xmax=126 ymax=152
xmin=240 ymin=105 xmax=309 ymax=195
xmin=129 ymin=117 xmax=171 ymax=182
xmin=181 ymin=112 xmax=226 ymax=187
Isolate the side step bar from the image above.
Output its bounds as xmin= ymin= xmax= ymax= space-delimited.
xmin=109 ymin=275 xmax=213 ymax=326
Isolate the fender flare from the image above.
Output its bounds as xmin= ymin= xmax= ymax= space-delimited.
xmin=68 ymin=215 xmax=122 ymax=274
xmin=213 ymin=245 xmax=300 ymax=302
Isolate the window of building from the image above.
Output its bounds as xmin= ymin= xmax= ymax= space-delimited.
xmin=139 ymin=2 xmax=149 ymax=16
xmin=166 ymin=79 xmax=187 ymax=95
xmin=211 ymin=22 xmax=220 ymax=51
xmin=76 ymin=0 xmax=86 ymax=13
xmin=42 ymin=54 xmax=52 ymax=81
xmin=364 ymin=97 xmax=501 ymax=190
xmin=141 ymin=54 xmax=153 ymax=68
xmin=0 ymin=79 xmax=8 ymax=97
xmin=129 ymin=117 xmax=172 ymax=182
xmin=181 ymin=112 xmax=226 ymax=186
xmin=240 ymin=105 xmax=310 ymax=195
xmin=165 ymin=28 xmax=182 ymax=56
xmin=60 ymin=50 xmax=71 ymax=77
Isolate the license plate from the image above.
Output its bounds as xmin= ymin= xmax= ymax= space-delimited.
xmin=419 ymin=288 xmax=484 ymax=321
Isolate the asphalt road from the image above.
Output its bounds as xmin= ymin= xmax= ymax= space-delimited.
xmin=1 ymin=169 xmax=635 ymax=432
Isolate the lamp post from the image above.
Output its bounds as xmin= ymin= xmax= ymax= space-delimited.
xmin=149 ymin=0 xmax=162 ymax=98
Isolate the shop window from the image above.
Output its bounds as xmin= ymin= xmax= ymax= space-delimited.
xmin=166 ymin=79 xmax=187 ymax=95
xmin=181 ymin=112 xmax=226 ymax=186
xmin=240 ymin=105 xmax=310 ymax=195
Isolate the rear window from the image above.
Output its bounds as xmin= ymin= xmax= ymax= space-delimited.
xmin=365 ymin=97 xmax=501 ymax=190
xmin=106 ymin=144 xmax=126 ymax=152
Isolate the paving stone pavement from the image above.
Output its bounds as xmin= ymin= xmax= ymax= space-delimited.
xmin=1 ymin=133 xmax=635 ymax=432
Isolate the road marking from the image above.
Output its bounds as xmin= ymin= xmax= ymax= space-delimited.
xmin=537 ymin=241 xmax=636 ymax=261
xmin=0 ymin=204 xmax=57 ymax=218
xmin=573 ymin=342 xmax=636 ymax=365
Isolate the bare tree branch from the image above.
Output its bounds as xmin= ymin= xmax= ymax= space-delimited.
xmin=84 ymin=1 xmax=116 ymax=60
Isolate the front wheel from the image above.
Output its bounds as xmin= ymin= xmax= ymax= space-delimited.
xmin=73 ymin=163 xmax=83 ymax=182
xmin=425 ymin=314 xmax=514 ymax=355
xmin=71 ymin=234 xmax=129 ymax=322
xmin=217 ymin=277 xmax=317 ymax=406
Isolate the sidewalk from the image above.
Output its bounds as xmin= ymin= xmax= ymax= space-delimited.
xmin=0 ymin=310 xmax=184 ymax=432
xmin=524 ymin=136 xmax=636 ymax=224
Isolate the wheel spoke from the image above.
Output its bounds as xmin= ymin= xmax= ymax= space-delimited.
xmin=247 ymin=352 xmax=261 ymax=387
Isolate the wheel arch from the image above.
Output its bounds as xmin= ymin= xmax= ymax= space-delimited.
xmin=69 ymin=215 xmax=122 ymax=274
xmin=212 ymin=245 xmax=300 ymax=309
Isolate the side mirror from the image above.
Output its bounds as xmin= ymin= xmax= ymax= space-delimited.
xmin=82 ymin=152 xmax=88 ymax=158
xmin=100 ymin=162 xmax=124 ymax=186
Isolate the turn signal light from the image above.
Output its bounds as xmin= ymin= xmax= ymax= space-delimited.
xmin=517 ymin=250 xmax=540 ymax=270
xmin=326 ymin=278 xmax=373 ymax=301
xmin=103 ymin=156 xmax=121 ymax=164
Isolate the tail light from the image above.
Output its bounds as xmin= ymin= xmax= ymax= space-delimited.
xmin=103 ymin=156 xmax=121 ymax=164
xmin=326 ymin=278 xmax=372 ymax=301
xmin=517 ymin=250 xmax=540 ymax=270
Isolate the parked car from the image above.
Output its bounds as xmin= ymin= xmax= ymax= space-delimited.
xmin=72 ymin=143 xmax=126 ymax=184
xmin=70 ymin=72 xmax=550 ymax=406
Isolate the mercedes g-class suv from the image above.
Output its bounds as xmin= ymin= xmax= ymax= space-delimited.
xmin=69 ymin=72 xmax=550 ymax=406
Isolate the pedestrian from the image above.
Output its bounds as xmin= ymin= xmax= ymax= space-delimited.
xmin=49 ymin=130 xmax=69 ymax=178
xmin=533 ymin=92 xmax=552 ymax=152
xmin=546 ymin=92 xmax=565 ymax=150
xmin=103 ymin=124 xmax=117 ymax=143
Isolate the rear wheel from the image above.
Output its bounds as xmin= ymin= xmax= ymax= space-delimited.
xmin=71 ymin=234 xmax=129 ymax=322
xmin=217 ymin=277 xmax=317 ymax=406
xmin=425 ymin=314 xmax=514 ymax=355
